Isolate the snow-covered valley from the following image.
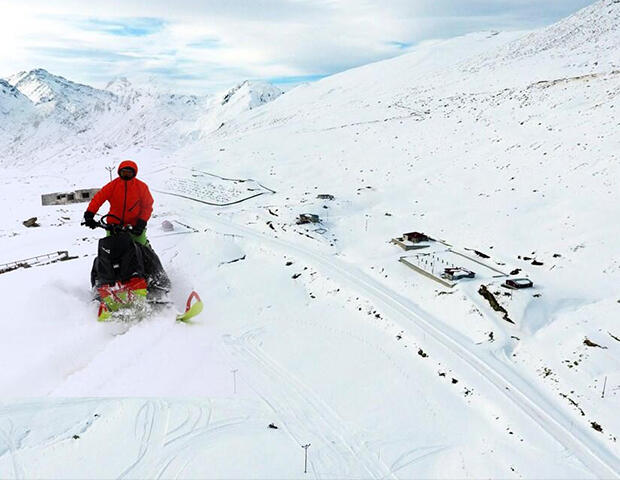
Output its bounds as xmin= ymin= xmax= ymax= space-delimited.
xmin=0 ymin=0 xmax=619 ymax=478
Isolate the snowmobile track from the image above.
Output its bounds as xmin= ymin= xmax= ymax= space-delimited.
xmin=224 ymin=328 xmax=396 ymax=479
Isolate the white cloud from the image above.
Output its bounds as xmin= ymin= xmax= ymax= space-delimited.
xmin=0 ymin=0 xmax=595 ymax=94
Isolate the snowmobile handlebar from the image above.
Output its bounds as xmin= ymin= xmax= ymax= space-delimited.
xmin=95 ymin=214 xmax=136 ymax=234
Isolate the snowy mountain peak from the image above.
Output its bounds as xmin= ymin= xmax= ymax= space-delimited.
xmin=220 ymin=80 xmax=282 ymax=109
xmin=7 ymin=68 xmax=116 ymax=107
xmin=104 ymin=76 xmax=133 ymax=95
xmin=103 ymin=76 xmax=146 ymax=108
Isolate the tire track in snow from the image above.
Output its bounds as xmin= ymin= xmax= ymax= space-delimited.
xmin=118 ymin=399 xmax=250 ymax=479
xmin=119 ymin=400 xmax=165 ymax=479
xmin=0 ymin=420 xmax=25 ymax=480
xmin=0 ymin=399 xmax=251 ymax=479
xmin=156 ymin=416 xmax=251 ymax=479
xmin=223 ymin=328 xmax=395 ymax=479
xmin=389 ymin=445 xmax=451 ymax=475
xmin=192 ymin=212 xmax=620 ymax=479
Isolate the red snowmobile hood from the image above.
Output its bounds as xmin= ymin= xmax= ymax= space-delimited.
xmin=118 ymin=160 xmax=138 ymax=176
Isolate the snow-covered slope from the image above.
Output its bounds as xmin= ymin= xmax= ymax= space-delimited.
xmin=0 ymin=1 xmax=619 ymax=478
xmin=220 ymin=80 xmax=282 ymax=110
xmin=463 ymin=0 xmax=620 ymax=87
xmin=196 ymin=80 xmax=283 ymax=133
xmin=0 ymin=79 xmax=34 ymax=161
xmin=0 ymin=78 xmax=32 ymax=115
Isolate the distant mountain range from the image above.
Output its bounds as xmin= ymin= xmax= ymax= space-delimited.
xmin=0 ymin=69 xmax=283 ymax=167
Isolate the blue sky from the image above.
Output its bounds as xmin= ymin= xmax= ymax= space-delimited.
xmin=0 ymin=0 xmax=595 ymax=94
xmin=75 ymin=18 xmax=166 ymax=37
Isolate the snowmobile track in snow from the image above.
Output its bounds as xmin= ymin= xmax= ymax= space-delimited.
xmin=224 ymin=328 xmax=396 ymax=479
xmin=195 ymin=211 xmax=620 ymax=479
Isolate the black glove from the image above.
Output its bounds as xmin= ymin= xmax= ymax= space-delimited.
xmin=83 ymin=211 xmax=98 ymax=229
xmin=132 ymin=219 xmax=147 ymax=236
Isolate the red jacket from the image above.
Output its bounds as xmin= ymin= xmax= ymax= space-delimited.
xmin=87 ymin=160 xmax=154 ymax=226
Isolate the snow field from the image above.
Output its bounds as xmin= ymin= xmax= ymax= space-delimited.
xmin=1 ymin=1 xmax=620 ymax=477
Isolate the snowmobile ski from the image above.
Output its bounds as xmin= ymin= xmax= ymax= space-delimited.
xmin=176 ymin=291 xmax=203 ymax=323
xmin=97 ymin=289 xmax=203 ymax=323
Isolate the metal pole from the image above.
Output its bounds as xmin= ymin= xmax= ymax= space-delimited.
xmin=602 ymin=376 xmax=607 ymax=399
xmin=232 ymin=369 xmax=238 ymax=394
xmin=302 ymin=444 xmax=311 ymax=474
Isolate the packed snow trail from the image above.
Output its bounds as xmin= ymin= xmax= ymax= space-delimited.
xmin=180 ymin=206 xmax=620 ymax=479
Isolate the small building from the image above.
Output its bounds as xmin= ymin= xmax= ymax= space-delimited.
xmin=297 ymin=213 xmax=320 ymax=225
xmin=503 ymin=278 xmax=534 ymax=289
xmin=441 ymin=267 xmax=475 ymax=281
xmin=403 ymin=232 xmax=430 ymax=243
xmin=391 ymin=231 xmax=432 ymax=251
xmin=317 ymin=194 xmax=335 ymax=201
xmin=42 ymin=188 xmax=100 ymax=206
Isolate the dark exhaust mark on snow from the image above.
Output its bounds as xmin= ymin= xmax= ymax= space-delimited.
xmin=478 ymin=285 xmax=514 ymax=324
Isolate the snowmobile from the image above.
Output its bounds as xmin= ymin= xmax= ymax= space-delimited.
xmin=88 ymin=214 xmax=202 ymax=322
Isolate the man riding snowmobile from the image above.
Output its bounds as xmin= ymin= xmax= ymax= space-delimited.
xmin=83 ymin=160 xmax=170 ymax=320
xmin=84 ymin=160 xmax=153 ymax=245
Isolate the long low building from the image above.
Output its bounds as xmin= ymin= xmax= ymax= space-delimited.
xmin=41 ymin=188 xmax=100 ymax=206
